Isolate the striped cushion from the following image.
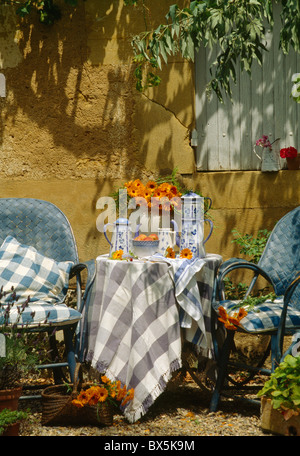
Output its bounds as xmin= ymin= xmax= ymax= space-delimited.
xmin=214 ymin=297 xmax=300 ymax=333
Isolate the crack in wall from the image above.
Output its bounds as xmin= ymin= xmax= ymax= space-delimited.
xmin=142 ymin=92 xmax=189 ymax=130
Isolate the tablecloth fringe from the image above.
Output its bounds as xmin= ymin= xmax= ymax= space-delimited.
xmin=123 ymin=358 xmax=182 ymax=424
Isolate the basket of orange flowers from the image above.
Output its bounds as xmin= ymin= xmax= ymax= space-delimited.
xmin=41 ymin=364 xmax=134 ymax=427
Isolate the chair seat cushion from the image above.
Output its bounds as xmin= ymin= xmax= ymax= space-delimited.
xmin=0 ymin=236 xmax=73 ymax=305
xmin=0 ymin=301 xmax=81 ymax=328
xmin=214 ymin=298 xmax=300 ymax=333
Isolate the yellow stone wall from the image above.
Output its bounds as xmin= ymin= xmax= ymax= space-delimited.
xmin=0 ymin=1 xmax=299 ymax=264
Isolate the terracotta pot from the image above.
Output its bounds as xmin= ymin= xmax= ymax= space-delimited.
xmin=0 ymin=387 xmax=23 ymax=436
xmin=0 ymin=387 xmax=22 ymax=412
xmin=286 ymin=154 xmax=300 ymax=170
xmin=2 ymin=422 xmax=20 ymax=436
xmin=260 ymin=397 xmax=300 ymax=436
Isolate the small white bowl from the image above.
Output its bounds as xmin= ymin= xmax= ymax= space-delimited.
xmin=132 ymin=240 xmax=159 ymax=257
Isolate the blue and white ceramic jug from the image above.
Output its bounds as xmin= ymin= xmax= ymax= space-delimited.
xmin=172 ymin=192 xmax=213 ymax=258
xmin=104 ymin=218 xmax=139 ymax=256
xmin=157 ymin=228 xmax=176 ymax=255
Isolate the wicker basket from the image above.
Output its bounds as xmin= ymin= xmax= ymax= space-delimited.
xmin=41 ymin=364 xmax=114 ymax=427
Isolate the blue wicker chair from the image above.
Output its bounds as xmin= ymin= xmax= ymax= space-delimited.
xmin=210 ymin=206 xmax=300 ymax=412
xmin=0 ymin=198 xmax=95 ymax=385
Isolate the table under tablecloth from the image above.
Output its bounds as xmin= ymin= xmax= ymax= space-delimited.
xmin=79 ymin=254 xmax=222 ymax=423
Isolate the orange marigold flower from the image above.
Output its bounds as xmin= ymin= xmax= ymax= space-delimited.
xmin=228 ymin=316 xmax=240 ymax=327
xmin=97 ymin=387 xmax=109 ymax=403
xmin=72 ymin=399 xmax=84 ymax=408
xmin=101 ymin=375 xmax=110 ymax=384
xmin=116 ymin=385 xmax=127 ymax=401
xmin=133 ymin=179 xmax=143 ymax=188
xmin=166 ymin=247 xmax=176 ymax=259
xmin=237 ymin=307 xmax=248 ymax=320
xmin=88 ymin=392 xmax=101 ymax=405
xmin=127 ymin=388 xmax=134 ymax=401
xmin=180 ymin=248 xmax=193 ymax=259
xmin=121 ymin=388 xmax=134 ymax=407
xmin=217 ymin=305 xmax=248 ymax=331
xmin=112 ymin=249 xmax=123 ymax=260
xmin=145 ymin=181 xmax=157 ymax=191
xmin=153 ymin=188 xmax=166 ymax=198
xmin=218 ymin=306 xmax=228 ymax=319
xmin=169 ymin=185 xmax=180 ymax=196
xmin=124 ymin=180 xmax=133 ymax=189
xmin=158 ymin=182 xmax=171 ymax=192
xmin=77 ymin=390 xmax=89 ymax=405
xmin=143 ymin=189 xmax=153 ymax=200
xmin=127 ymin=186 xmax=139 ymax=197
xmin=224 ymin=321 xmax=238 ymax=330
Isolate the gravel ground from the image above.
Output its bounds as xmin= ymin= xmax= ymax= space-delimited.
xmin=18 ymin=375 xmax=270 ymax=437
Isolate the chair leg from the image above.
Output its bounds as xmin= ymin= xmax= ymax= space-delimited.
xmin=270 ymin=334 xmax=283 ymax=372
xmin=48 ymin=329 xmax=66 ymax=384
xmin=209 ymin=331 xmax=234 ymax=412
xmin=63 ymin=325 xmax=77 ymax=383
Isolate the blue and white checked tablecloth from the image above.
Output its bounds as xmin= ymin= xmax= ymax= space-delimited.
xmin=79 ymin=253 xmax=222 ymax=423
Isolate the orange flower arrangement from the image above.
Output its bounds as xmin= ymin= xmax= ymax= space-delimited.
xmin=218 ymin=306 xmax=248 ymax=330
xmin=124 ymin=178 xmax=182 ymax=210
xmin=180 ymin=248 xmax=193 ymax=260
xmin=72 ymin=375 xmax=134 ymax=410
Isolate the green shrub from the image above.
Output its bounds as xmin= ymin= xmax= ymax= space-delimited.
xmin=257 ymin=355 xmax=300 ymax=412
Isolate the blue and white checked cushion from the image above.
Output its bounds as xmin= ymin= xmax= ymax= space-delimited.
xmin=0 ymin=236 xmax=81 ymax=327
xmin=0 ymin=302 xmax=81 ymax=327
xmin=214 ymin=297 xmax=300 ymax=333
xmin=0 ymin=236 xmax=73 ymax=305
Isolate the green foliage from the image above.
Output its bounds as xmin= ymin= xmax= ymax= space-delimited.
xmin=0 ymin=408 xmax=28 ymax=435
xmin=223 ymin=277 xmax=248 ymax=300
xmin=0 ymin=289 xmax=39 ymax=389
xmin=257 ymin=354 xmax=300 ymax=412
xmin=280 ymin=0 xmax=300 ymax=54
xmin=1 ymin=0 xmax=77 ymax=24
xmin=223 ymin=228 xmax=272 ymax=304
xmin=231 ymin=228 xmax=271 ymax=264
xmin=126 ymin=0 xmax=300 ymax=101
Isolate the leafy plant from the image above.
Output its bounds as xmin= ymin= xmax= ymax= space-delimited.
xmin=257 ymin=355 xmax=300 ymax=415
xmin=223 ymin=277 xmax=248 ymax=301
xmin=0 ymin=408 xmax=28 ymax=435
xmin=231 ymin=228 xmax=271 ymax=264
xmin=0 ymin=288 xmax=39 ymax=390
xmin=223 ymin=228 xmax=273 ymax=305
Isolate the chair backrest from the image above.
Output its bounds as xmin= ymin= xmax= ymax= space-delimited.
xmin=258 ymin=206 xmax=300 ymax=300
xmin=0 ymin=198 xmax=79 ymax=264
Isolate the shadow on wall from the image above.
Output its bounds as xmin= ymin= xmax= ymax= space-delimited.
xmin=0 ymin=0 xmax=193 ymax=182
xmin=0 ymin=0 xmax=195 ymax=250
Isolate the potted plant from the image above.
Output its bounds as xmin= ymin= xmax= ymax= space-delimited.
xmin=257 ymin=354 xmax=300 ymax=435
xmin=0 ymin=408 xmax=28 ymax=436
xmin=280 ymin=146 xmax=300 ymax=170
xmin=0 ymin=288 xmax=38 ymax=410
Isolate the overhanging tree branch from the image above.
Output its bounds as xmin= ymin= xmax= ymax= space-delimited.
xmin=126 ymin=0 xmax=300 ymax=101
